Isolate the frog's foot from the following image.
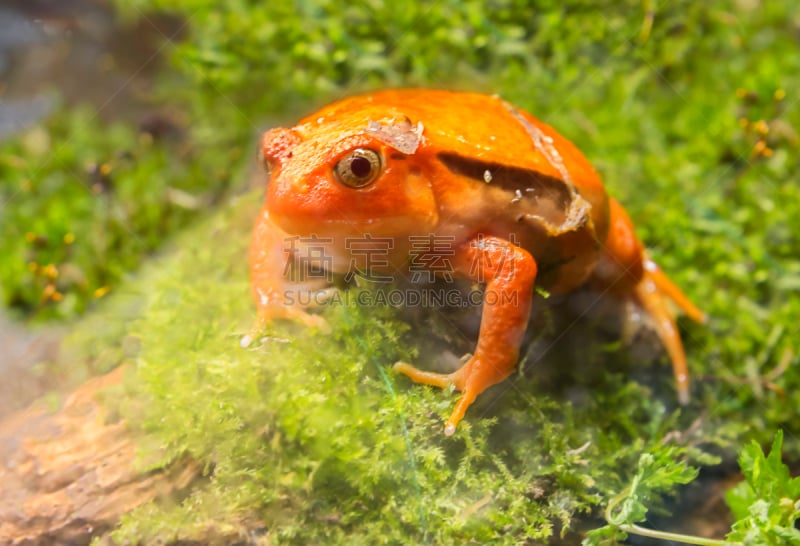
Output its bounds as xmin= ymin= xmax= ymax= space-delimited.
xmin=240 ymin=307 xmax=330 ymax=348
xmin=634 ymin=260 xmax=706 ymax=405
xmin=394 ymin=361 xmax=474 ymax=435
xmin=394 ymin=353 xmax=513 ymax=436
xmin=395 ymin=235 xmax=536 ymax=435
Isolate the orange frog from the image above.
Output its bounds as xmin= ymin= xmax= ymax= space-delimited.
xmin=247 ymin=89 xmax=705 ymax=435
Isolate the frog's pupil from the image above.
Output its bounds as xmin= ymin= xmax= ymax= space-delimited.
xmin=350 ymin=155 xmax=372 ymax=178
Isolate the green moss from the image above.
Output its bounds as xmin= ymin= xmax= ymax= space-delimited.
xmin=91 ymin=192 xmax=717 ymax=544
xmin=0 ymin=107 xmax=234 ymax=321
xmin=13 ymin=0 xmax=800 ymax=542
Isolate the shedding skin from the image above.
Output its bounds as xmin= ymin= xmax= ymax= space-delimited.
xmin=394 ymin=236 xmax=537 ymax=435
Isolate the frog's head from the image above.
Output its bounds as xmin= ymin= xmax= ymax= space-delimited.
xmin=260 ymin=104 xmax=439 ymax=244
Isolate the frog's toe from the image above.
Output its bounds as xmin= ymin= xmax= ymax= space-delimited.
xmin=241 ymin=317 xmax=268 ymax=348
xmin=633 ymin=275 xmax=691 ymax=404
xmin=291 ymin=309 xmax=331 ymax=333
xmin=393 ymin=361 xmax=460 ymax=390
xmin=243 ymin=306 xmax=330 ymax=347
xmin=444 ymin=389 xmax=478 ymax=436
xmin=644 ymin=258 xmax=706 ymax=324
xmin=240 ymin=333 xmax=255 ymax=348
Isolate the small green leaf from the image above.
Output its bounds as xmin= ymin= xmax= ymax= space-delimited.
xmin=725 ymin=431 xmax=800 ymax=544
xmin=587 ymin=446 xmax=700 ymax=545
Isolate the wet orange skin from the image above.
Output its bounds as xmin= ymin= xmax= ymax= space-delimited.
xmin=248 ymin=89 xmax=705 ymax=435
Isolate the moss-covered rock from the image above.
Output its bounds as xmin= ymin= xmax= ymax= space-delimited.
xmin=75 ymin=190 xmax=699 ymax=544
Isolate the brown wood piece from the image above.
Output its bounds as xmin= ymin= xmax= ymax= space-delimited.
xmin=0 ymin=367 xmax=199 ymax=546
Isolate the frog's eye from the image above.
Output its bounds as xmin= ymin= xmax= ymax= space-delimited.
xmin=334 ymin=148 xmax=382 ymax=188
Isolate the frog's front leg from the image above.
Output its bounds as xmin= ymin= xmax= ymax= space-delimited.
xmin=394 ymin=236 xmax=537 ymax=435
xmin=243 ymin=208 xmax=330 ymax=348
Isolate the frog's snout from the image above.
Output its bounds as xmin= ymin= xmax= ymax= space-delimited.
xmin=260 ymin=127 xmax=300 ymax=169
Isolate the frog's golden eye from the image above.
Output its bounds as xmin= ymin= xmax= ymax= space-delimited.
xmin=334 ymin=148 xmax=382 ymax=188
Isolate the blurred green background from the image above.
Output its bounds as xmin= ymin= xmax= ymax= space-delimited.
xmin=0 ymin=1 xmax=798 ymax=544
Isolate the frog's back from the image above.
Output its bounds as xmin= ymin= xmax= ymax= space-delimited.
xmin=302 ymin=89 xmax=611 ymax=291
xmin=304 ymin=90 xmax=607 ymax=205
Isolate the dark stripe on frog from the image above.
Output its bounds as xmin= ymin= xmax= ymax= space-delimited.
xmin=436 ymin=152 xmax=572 ymax=211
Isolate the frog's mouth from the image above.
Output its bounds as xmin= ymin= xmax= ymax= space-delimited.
xmin=268 ymin=210 xmax=427 ymax=241
xmin=269 ymin=211 xmax=419 ymax=276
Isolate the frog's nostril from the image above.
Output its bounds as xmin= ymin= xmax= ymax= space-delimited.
xmin=256 ymin=148 xmax=271 ymax=173
xmin=260 ymin=127 xmax=300 ymax=164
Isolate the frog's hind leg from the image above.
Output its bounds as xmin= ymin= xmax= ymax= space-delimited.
xmin=596 ymin=198 xmax=705 ymax=405
xmin=632 ymin=265 xmax=699 ymax=404
xmin=643 ymin=260 xmax=706 ymax=324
